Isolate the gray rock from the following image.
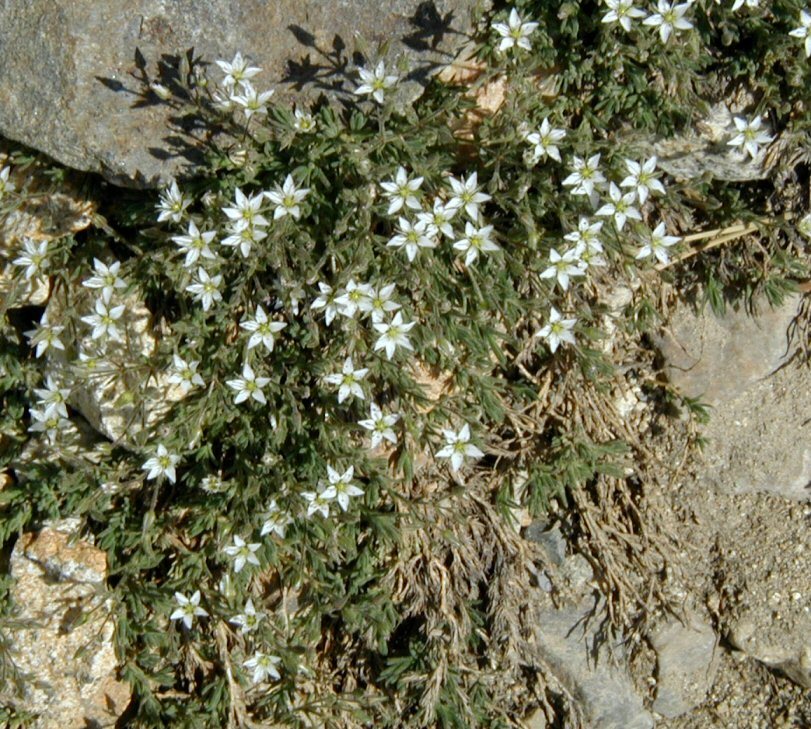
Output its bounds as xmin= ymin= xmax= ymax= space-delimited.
xmin=656 ymin=294 xmax=800 ymax=406
xmin=528 ymin=597 xmax=653 ymax=729
xmin=3 ymin=521 xmax=131 ymax=727
xmin=728 ymin=617 xmax=811 ymax=690
xmin=650 ymin=611 xmax=719 ymax=718
xmin=0 ymin=0 xmax=486 ymax=187
xmin=524 ymin=520 xmax=567 ymax=566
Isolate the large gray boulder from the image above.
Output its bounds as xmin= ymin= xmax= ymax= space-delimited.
xmin=0 ymin=1 xmax=486 ymax=187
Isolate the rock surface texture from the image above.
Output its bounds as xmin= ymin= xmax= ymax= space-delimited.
xmin=3 ymin=520 xmax=131 ymax=727
xmin=0 ymin=0 xmax=485 ymax=187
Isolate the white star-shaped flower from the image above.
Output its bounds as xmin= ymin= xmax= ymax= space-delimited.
xmin=789 ymin=9 xmax=811 ymax=57
xmin=265 ymin=174 xmax=310 ymax=220
xmin=172 ymin=221 xmax=217 ymax=268
xmin=539 ymin=247 xmax=586 ymax=291
xmin=727 ymin=115 xmax=774 ymax=159
xmin=223 ymin=535 xmax=261 ymax=573
xmin=564 ymin=217 xmax=603 ymax=249
xmin=12 ymin=239 xmax=49 ymax=280
xmin=358 ymin=403 xmax=399 ymax=448
xmin=643 ymin=1 xmax=693 ymax=43
xmin=535 ymin=307 xmax=577 ymax=353
xmin=561 ymin=154 xmax=606 ymax=197
xmin=28 ymin=404 xmax=72 ymax=444
xmin=221 ymin=223 xmax=267 ymax=258
xmin=373 ymin=312 xmax=416 ymax=360
xmin=216 ymin=52 xmax=261 ymax=89
xmin=357 ymin=282 xmax=400 ymax=323
xmin=156 ymin=180 xmax=190 ymax=224
xmin=492 ymin=8 xmax=539 ymax=52
xmin=311 ymin=282 xmax=341 ymax=326
xmin=453 ymin=222 xmax=499 ymax=265
xmin=417 ymin=198 xmax=458 ymax=239
xmin=301 ymin=484 xmax=332 ymax=518
xmin=436 ymin=424 xmax=484 ymax=473
xmin=167 ymin=354 xmax=205 ymax=395
xmin=231 ymin=82 xmax=275 ymax=119
xmin=355 ymin=61 xmax=398 ymax=104
xmin=230 ymin=598 xmax=263 ymax=634
xmin=321 ymin=465 xmax=364 ymax=512
xmin=601 ymin=0 xmax=646 ymax=32
xmin=387 ymin=217 xmax=437 ymax=262
xmin=142 ymin=444 xmax=180 ymax=483
xmin=293 ymin=107 xmax=317 ymax=133
xmin=185 ymin=268 xmax=223 ymax=311
xmin=324 ymin=357 xmax=368 ymax=404
xmin=0 ymin=165 xmax=16 ymax=198
xmin=595 ymin=183 xmax=641 ymax=231
xmin=243 ymin=653 xmax=281 ymax=684
xmin=620 ymin=156 xmax=665 ymax=204
xmin=25 ymin=311 xmax=65 ymax=358
xmin=227 ymin=362 xmax=271 ymax=405
xmin=447 ymin=172 xmax=492 ymax=221
xmin=240 ymin=305 xmax=287 ymax=352
xmin=82 ymin=257 xmax=127 ymax=298
xmin=635 ymin=221 xmax=681 ymax=264
xmin=222 ymin=188 xmax=269 ymax=229
xmin=170 ymin=591 xmax=208 ymax=630
xmin=526 ymin=118 xmax=567 ymax=163
xmin=380 ymin=166 xmax=424 ymax=216
xmin=81 ymin=291 xmax=126 ymax=342
xmin=260 ymin=499 xmax=291 ymax=539
xmin=33 ymin=376 xmax=71 ymax=418
xmin=335 ymin=279 xmax=373 ymax=319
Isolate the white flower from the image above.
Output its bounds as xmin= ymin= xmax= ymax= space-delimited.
xmin=167 ymin=354 xmax=205 ymax=395
xmin=81 ymin=291 xmax=126 ymax=342
xmin=186 ymin=268 xmax=223 ymax=311
xmin=727 ymin=115 xmax=774 ymax=159
xmin=28 ymin=404 xmax=72 ymax=444
xmin=12 ymin=239 xmax=49 ymax=280
xmin=789 ymin=9 xmax=811 ymax=58
xmin=595 ymin=183 xmax=641 ymax=231
xmin=33 ymin=376 xmax=71 ymax=418
xmin=243 ymin=653 xmax=281 ymax=684
xmin=387 ymin=217 xmax=437 ymax=262
xmin=417 ymin=198 xmax=457 ymax=239
xmin=492 ymin=8 xmax=539 ymax=52
xmin=301 ymin=484 xmax=332 ymax=518
xmin=335 ymin=279 xmax=373 ymax=319
xmin=453 ymin=222 xmax=499 ymax=265
xmin=265 ymin=174 xmax=310 ymax=220
xmin=798 ymin=213 xmax=811 ymax=240
xmin=82 ymin=257 xmax=127 ymax=298
xmin=535 ymin=307 xmax=577 ymax=353
xmin=447 ymin=172 xmax=492 ymax=221
xmin=373 ymin=312 xmax=416 ymax=360
xmin=321 ymin=465 xmax=364 ymax=511
xmin=230 ymin=598 xmax=263 ymax=634
xmin=358 ymin=403 xmax=399 ymax=448
xmin=620 ymin=156 xmax=665 ymax=205
xmin=358 ymin=282 xmax=400 ymax=323
xmin=223 ymin=535 xmax=261 ymax=573
xmin=170 ymin=591 xmax=208 ymax=630
xmin=25 ymin=311 xmax=65 ymax=358
xmin=643 ymin=1 xmax=693 ymax=43
xmin=231 ymin=82 xmax=275 ymax=119
xmin=380 ymin=167 xmax=424 ymax=216
xmin=635 ymin=221 xmax=680 ymax=264
xmin=293 ymin=107 xmax=317 ymax=133
xmin=601 ymin=0 xmax=646 ymax=32
xmin=156 ymin=180 xmax=190 ymax=224
xmin=561 ymin=154 xmax=605 ymax=197
xmin=355 ymin=61 xmax=398 ymax=104
xmin=0 ymin=165 xmax=15 ymax=198
xmin=311 ymin=282 xmax=341 ymax=326
xmin=222 ymin=188 xmax=269 ymax=229
xmin=221 ymin=223 xmax=267 ymax=258
xmin=526 ymin=118 xmax=567 ymax=163
xmin=216 ymin=52 xmax=261 ymax=89
xmin=142 ymin=444 xmax=180 ymax=483
xmin=564 ymin=217 xmax=603 ymax=249
xmin=324 ymin=357 xmax=368 ymax=404
xmin=227 ymin=362 xmax=271 ymax=405
xmin=241 ymin=305 xmax=287 ymax=352
xmin=260 ymin=500 xmax=291 ymax=539
xmin=540 ymin=247 xmax=586 ymax=291
xmin=200 ymin=474 xmax=227 ymax=493
xmin=172 ymin=221 xmax=217 ymax=267
xmin=435 ymin=424 xmax=484 ymax=473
